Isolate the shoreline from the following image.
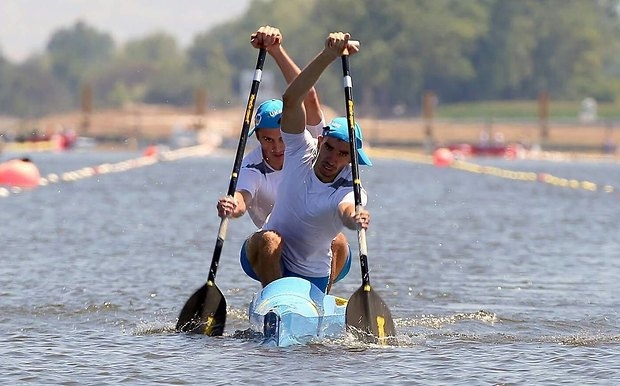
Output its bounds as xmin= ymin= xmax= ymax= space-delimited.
xmin=3 ymin=140 xmax=619 ymax=165
xmin=2 ymin=105 xmax=619 ymax=156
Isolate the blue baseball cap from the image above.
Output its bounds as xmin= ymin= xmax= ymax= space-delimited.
xmin=249 ymin=99 xmax=282 ymax=136
xmin=322 ymin=117 xmax=372 ymax=166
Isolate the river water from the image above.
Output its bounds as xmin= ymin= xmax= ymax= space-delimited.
xmin=1 ymin=148 xmax=619 ymax=385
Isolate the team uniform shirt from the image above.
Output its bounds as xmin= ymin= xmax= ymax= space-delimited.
xmin=236 ymin=146 xmax=280 ymax=228
xmin=305 ymin=119 xmax=324 ymax=138
xmin=262 ymin=130 xmax=367 ymax=278
xmin=236 ymin=120 xmax=325 ymax=228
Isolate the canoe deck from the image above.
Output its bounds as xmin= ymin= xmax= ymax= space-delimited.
xmin=248 ymin=277 xmax=347 ymax=346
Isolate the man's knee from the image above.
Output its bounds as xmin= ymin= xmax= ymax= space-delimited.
xmin=246 ymin=230 xmax=283 ymax=287
xmin=331 ymin=232 xmax=348 ymax=260
xmin=247 ymin=230 xmax=282 ymax=265
xmin=261 ymin=231 xmax=282 ymax=254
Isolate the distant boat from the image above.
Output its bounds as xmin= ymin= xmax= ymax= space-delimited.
xmin=169 ymin=125 xmax=198 ymax=149
xmin=2 ymin=130 xmax=77 ymax=153
xmin=73 ymin=136 xmax=97 ymax=149
xmin=446 ymin=142 xmax=523 ymax=159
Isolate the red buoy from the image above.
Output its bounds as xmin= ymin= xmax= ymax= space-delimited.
xmin=0 ymin=158 xmax=41 ymax=188
xmin=143 ymin=145 xmax=158 ymax=157
xmin=433 ymin=147 xmax=454 ymax=167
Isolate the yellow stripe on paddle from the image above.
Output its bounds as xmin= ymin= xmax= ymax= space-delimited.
xmin=377 ymin=316 xmax=386 ymax=339
xmin=203 ymin=316 xmax=215 ymax=335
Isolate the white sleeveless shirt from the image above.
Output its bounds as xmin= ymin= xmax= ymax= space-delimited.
xmin=262 ymin=130 xmax=367 ymax=277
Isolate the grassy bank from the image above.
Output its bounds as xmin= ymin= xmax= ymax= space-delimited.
xmin=4 ymin=99 xmax=620 ymax=155
xmin=436 ymin=99 xmax=620 ymax=120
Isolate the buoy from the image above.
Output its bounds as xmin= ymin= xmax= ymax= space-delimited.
xmin=143 ymin=145 xmax=159 ymax=157
xmin=0 ymin=158 xmax=41 ymax=188
xmin=433 ymin=147 xmax=454 ymax=167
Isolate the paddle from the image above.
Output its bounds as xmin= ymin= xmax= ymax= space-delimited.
xmin=341 ymin=49 xmax=397 ymax=345
xmin=176 ymin=48 xmax=267 ymax=335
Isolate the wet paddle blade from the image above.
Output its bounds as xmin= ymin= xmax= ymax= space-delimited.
xmin=346 ymin=285 xmax=397 ymax=345
xmin=175 ymin=283 xmax=227 ymax=336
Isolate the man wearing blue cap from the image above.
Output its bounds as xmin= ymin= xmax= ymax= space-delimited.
xmin=217 ymin=26 xmax=325 ymax=226
xmin=242 ymin=31 xmax=371 ymax=294
xmin=216 ymin=26 xmax=351 ymax=292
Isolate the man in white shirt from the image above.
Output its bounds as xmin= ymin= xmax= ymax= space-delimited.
xmin=216 ymin=26 xmax=351 ymax=292
xmin=242 ymin=32 xmax=371 ymax=294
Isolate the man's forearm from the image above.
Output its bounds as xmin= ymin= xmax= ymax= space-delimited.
xmin=269 ymin=46 xmax=300 ymax=85
xmin=282 ymin=50 xmax=335 ymax=110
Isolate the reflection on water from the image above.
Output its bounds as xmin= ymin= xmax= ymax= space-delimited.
xmin=2 ymin=150 xmax=620 ymax=384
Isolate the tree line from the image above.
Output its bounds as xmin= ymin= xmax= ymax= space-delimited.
xmin=1 ymin=0 xmax=619 ymax=119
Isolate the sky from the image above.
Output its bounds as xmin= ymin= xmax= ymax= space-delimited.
xmin=0 ymin=0 xmax=251 ymax=62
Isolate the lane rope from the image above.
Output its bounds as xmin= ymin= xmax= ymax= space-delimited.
xmin=367 ymin=148 xmax=618 ymax=196
xmin=4 ymin=146 xmax=615 ymax=198
xmin=0 ymin=144 xmax=214 ymax=198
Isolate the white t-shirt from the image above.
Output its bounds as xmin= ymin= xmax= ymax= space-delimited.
xmin=236 ymin=120 xmax=325 ymax=228
xmin=236 ymin=146 xmax=280 ymax=228
xmin=262 ymin=130 xmax=367 ymax=277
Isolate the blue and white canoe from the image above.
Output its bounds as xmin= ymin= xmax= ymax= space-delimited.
xmin=248 ymin=277 xmax=348 ymax=347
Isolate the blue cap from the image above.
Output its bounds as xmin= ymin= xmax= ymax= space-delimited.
xmin=322 ymin=117 xmax=372 ymax=166
xmin=249 ymin=99 xmax=282 ymax=136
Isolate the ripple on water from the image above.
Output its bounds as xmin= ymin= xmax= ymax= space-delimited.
xmin=2 ymin=153 xmax=620 ymax=384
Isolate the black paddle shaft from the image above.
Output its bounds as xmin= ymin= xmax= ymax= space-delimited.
xmin=341 ymin=54 xmax=370 ymax=289
xmin=207 ymin=48 xmax=267 ymax=285
xmin=176 ymin=49 xmax=267 ymax=334
xmin=342 ymin=51 xmax=397 ymax=344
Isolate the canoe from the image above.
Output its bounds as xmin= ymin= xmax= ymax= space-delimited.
xmin=2 ymin=131 xmax=77 ymax=153
xmin=248 ymin=277 xmax=348 ymax=347
xmin=447 ymin=143 xmax=521 ymax=159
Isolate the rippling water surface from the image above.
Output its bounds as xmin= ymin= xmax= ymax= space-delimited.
xmin=2 ymin=149 xmax=619 ymax=385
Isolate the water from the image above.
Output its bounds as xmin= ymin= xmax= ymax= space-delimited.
xmin=2 ymin=149 xmax=619 ymax=385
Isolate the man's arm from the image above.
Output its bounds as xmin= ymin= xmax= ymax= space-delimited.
xmin=281 ymin=32 xmax=357 ymax=135
xmin=338 ymin=202 xmax=370 ymax=231
xmin=217 ymin=190 xmax=251 ymax=219
xmin=251 ymin=26 xmax=323 ymax=127
xmin=269 ymin=46 xmax=323 ymax=127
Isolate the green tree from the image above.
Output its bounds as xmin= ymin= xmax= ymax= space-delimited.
xmin=124 ymin=32 xmax=190 ymax=105
xmin=187 ymin=35 xmax=234 ymax=106
xmin=1 ymin=0 xmax=619 ymax=118
xmin=472 ymin=0 xmax=609 ymax=101
xmin=46 ymin=21 xmax=115 ymax=102
xmin=97 ymin=32 xmax=191 ymax=106
xmin=471 ymin=0 xmax=539 ymax=99
xmin=0 ymin=55 xmax=72 ymax=117
xmin=310 ymin=0 xmax=487 ymax=114
xmin=528 ymin=0 xmax=605 ymax=99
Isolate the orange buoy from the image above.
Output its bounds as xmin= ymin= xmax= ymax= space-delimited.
xmin=143 ymin=145 xmax=158 ymax=157
xmin=0 ymin=158 xmax=41 ymax=188
xmin=432 ymin=147 xmax=454 ymax=167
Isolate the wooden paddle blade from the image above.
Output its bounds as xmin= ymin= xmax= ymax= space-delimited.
xmin=346 ymin=285 xmax=397 ymax=345
xmin=175 ymin=283 xmax=227 ymax=336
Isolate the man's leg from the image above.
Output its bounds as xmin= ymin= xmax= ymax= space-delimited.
xmin=328 ymin=232 xmax=349 ymax=293
xmin=246 ymin=230 xmax=283 ymax=287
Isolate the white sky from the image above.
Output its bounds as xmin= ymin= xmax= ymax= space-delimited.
xmin=0 ymin=0 xmax=251 ymax=62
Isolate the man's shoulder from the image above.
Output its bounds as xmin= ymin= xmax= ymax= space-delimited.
xmin=283 ymin=130 xmax=316 ymax=154
xmin=281 ymin=130 xmax=307 ymax=142
xmin=243 ymin=146 xmax=264 ymax=164
xmin=328 ymin=176 xmax=354 ymax=190
xmin=241 ymin=147 xmax=278 ymax=177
